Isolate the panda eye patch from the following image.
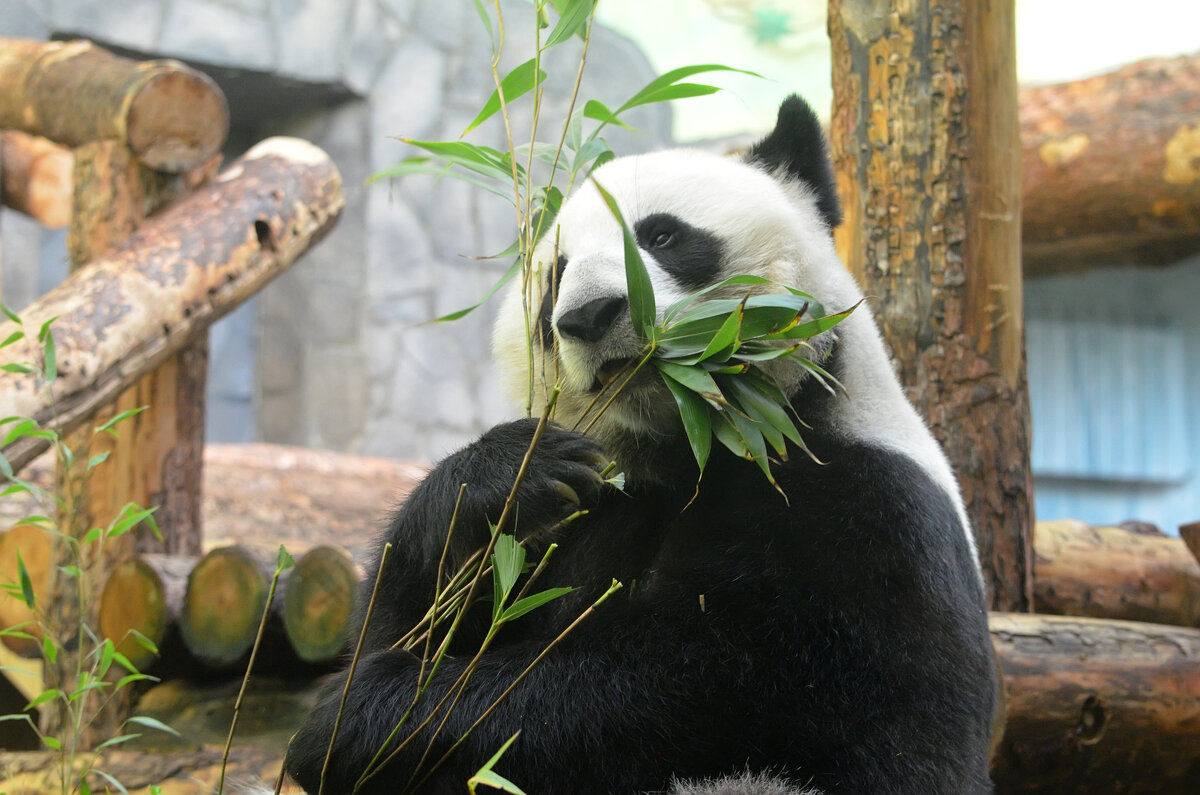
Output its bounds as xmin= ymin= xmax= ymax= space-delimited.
xmin=634 ymin=213 xmax=724 ymax=290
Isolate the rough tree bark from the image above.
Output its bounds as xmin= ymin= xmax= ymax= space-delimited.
xmin=0 ymin=38 xmax=227 ymax=173
xmin=1021 ymin=53 xmax=1200 ymax=275
xmin=0 ymin=138 xmax=345 ymax=474
xmin=990 ymin=613 xmax=1200 ymax=793
xmin=827 ymin=0 xmax=1034 ymax=611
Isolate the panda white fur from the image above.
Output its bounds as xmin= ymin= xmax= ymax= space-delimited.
xmin=284 ymin=95 xmax=998 ymax=794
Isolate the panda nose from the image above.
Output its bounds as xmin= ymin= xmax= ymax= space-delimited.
xmin=556 ymin=296 xmax=628 ymax=343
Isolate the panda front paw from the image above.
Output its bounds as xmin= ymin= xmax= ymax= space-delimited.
xmin=469 ymin=418 xmax=609 ymax=538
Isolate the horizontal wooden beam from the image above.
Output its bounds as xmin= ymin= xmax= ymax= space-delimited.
xmin=1021 ymin=53 xmax=1200 ymax=276
xmin=0 ymin=138 xmax=344 ymax=473
xmin=0 ymin=38 xmax=227 ymax=172
xmin=991 ymin=613 xmax=1200 ymax=793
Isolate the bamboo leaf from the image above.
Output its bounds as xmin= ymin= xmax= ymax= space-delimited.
xmin=581 ymin=99 xmax=636 ymax=131
xmin=277 ymin=544 xmax=295 ymax=572
xmin=661 ymin=374 xmax=712 ymax=475
xmin=591 ymin=179 xmax=656 ymax=340
xmin=368 ymin=157 xmax=516 ymax=203
xmin=0 ymin=330 xmax=23 ymax=348
xmin=124 ymin=715 xmax=181 ymax=737
xmin=95 ymin=406 xmax=147 ymax=435
xmin=94 ymin=734 xmax=140 ymax=751
xmin=1 ymin=363 xmax=35 ymax=374
xmin=433 ymin=256 xmax=522 ymax=323
xmin=613 ymin=65 xmax=761 ymax=115
xmin=544 ymin=0 xmax=596 ymax=47
xmin=468 ymin=732 xmax=526 ymax=795
xmin=1 ymin=303 xmax=19 ymax=324
xmin=26 ymin=689 xmax=62 ymax=711
xmin=655 ymin=361 xmax=724 ymax=408
xmin=463 ymin=59 xmax=548 ymax=136
xmin=16 ymin=551 xmax=34 ymax=608
xmin=500 ymin=587 xmax=574 ymax=622
xmin=41 ymin=330 xmax=56 ymax=381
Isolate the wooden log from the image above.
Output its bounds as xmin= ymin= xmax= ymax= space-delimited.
xmin=97 ymin=554 xmax=191 ymax=672
xmin=282 ymin=545 xmax=360 ymax=664
xmin=0 ymin=130 xmax=71 ymax=227
xmin=0 ymin=137 xmax=345 ymax=475
xmin=0 ymin=522 xmax=52 ymax=656
xmin=1033 ymin=519 xmax=1200 ymax=627
xmin=1180 ymin=520 xmax=1200 ymax=566
xmin=1021 ymin=53 xmax=1200 ymax=275
xmin=990 ymin=613 xmax=1200 ymax=793
xmin=179 ymin=545 xmax=273 ymax=669
xmin=0 ymin=38 xmax=227 ymax=172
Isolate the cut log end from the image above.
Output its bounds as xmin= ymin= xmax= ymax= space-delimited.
xmin=282 ymin=545 xmax=359 ymax=663
xmin=126 ymin=68 xmax=229 ymax=173
xmin=180 ymin=546 xmax=269 ymax=668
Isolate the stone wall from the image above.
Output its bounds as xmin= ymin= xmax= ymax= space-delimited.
xmin=0 ymin=0 xmax=671 ymax=460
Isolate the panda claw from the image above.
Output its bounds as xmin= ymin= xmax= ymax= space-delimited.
xmin=551 ymin=480 xmax=582 ymax=506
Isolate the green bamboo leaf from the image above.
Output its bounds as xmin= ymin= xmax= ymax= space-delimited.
xmin=110 ymin=649 xmax=139 ymax=674
xmin=433 ymin=256 xmax=522 ymax=323
xmin=92 ymin=768 xmax=131 ymax=795
xmin=98 ymin=638 xmax=115 ymax=678
xmin=1 ymin=302 xmax=20 ymax=324
xmin=41 ymin=735 xmax=61 ymax=750
xmin=15 ymin=551 xmax=34 ymax=608
xmin=95 ymin=406 xmax=147 ymax=435
xmin=41 ymin=330 xmax=56 ymax=381
xmin=129 ymin=629 xmax=159 ymax=655
xmin=500 ymin=587 xmax=574 ymax=622
xmin=399 ymin=140 xmax=523 ymax=184
xmin=94 ymin=734 xmax=140 ymax=751
xmin=470 ymin=0 xmax=494 ymax=44
xmin=591 ymin=179 xmax=656 ymax=340
xmin=1 ymin=330 xmax=24 ymax=348
xmin=1 ymin=363 xmax=35 ymax=375
xmin=655 ymin=361 xmax=724 ymax=408
xmin=661 ymin=374 xmax=712 ymax=475
xmin=26 ymin=688 xmax=62 ymax=711
xmin=491 ymin=533 xmax=524 ymax=620
xmin=368 ymin=157 xmax=516 ymax=203
xmin=36 ymin=316 xmax=57 ymax=344
xmin=614 ymin=64 xmax=762 ymax=116
xmin=723 ymin=375 xmax=803 ymax=450
xmin=117 ymin=672 xmax=160 ymax=689
xmin=581 ymin=100 xmax=636 ymax=131
xmin=106 ymin=504 xmax=158 ymax=539
xmin=42 ymin=635 xmax=57 ymax=665
xmin=277 ymin=544 xmax=295 ymax=572
xmin=544 ymin=0 xmax=596 ymax=47
xmin=728 ymin=408 xmax=775 ymax=485
xmin=463 ymin=59 xmax=548 ymax=136
xmin=124 ymin=715 xmax=181 ymax=737
xmin=711 ymin=412 xmax=751 ymax=461
xmin=468 ymin=732 xmax=526 ymax=795
xmin=87 ymin=452 xmax=111 ymax=470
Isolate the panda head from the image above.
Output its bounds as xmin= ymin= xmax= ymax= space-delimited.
xmin=493 ymin=95 xmax=864 ymax=453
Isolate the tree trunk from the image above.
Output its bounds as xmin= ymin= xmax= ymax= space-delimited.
xmin=0 ymin=38 xmax=227 ymax=173
xmin=990 ymin=613 xmax=1200 ymax=793
xmin=0 ymin=138 xmax=345 ymax=474
xmin=1021 ymin=54 xmax=1200 ymax=275
xmin=828 ymin=0 xmax=1034 ymax=611
xmin=0 ymin=130 xmax=71 ymax=227
xmin=1033 ymin=519 xmax=1200 ymax=627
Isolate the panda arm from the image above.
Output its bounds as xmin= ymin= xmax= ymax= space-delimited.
xmin=286 ymin=583 xmax=743 ymax=795
xmin=353 ymin=419 xmax=608 ymax=652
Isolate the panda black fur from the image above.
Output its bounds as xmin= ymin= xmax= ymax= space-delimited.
xmin=284 ymin=95 xmax=998 ymax=795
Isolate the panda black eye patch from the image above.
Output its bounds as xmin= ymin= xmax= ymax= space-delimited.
xmin=634 ymin=213 xmax=724 ymax=290
xmin=535 ymin=254 xmax=567 ymax=344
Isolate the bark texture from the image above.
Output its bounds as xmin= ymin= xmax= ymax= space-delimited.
xmin=1033 ymin=519 xmax=1200 ymax=628
xmin=1021 ymin=53 xmax=1200 ymax=275
xmin=0 ymin=130 xmax=71 ymax=227
xmin=0 ymin=138 xmax=345 ymax=474
xmin=0 ymin=37 xmax=227 ymax=172
xmin=828 ymin=0 xmax=1034 ymax=611
xmin=990 ymin=613 xmax=1200 ymax=793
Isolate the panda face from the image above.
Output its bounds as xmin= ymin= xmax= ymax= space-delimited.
xmin=493 ymin=147 xmax=856 ymax=443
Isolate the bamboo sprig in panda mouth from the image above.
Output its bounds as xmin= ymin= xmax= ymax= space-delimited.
xmin=581 ymin=180 xmax=858 ymax=490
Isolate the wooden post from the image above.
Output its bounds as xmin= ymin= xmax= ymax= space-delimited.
xmin=827 ymin=0 xmax=1034 ymax=611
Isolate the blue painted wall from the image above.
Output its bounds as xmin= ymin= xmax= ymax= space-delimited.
xmin=1024 ymin=254 xmax=1200 ymax=536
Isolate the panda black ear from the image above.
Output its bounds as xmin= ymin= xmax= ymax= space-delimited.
xmin=747 ymin=95 xmax=843 ymax=229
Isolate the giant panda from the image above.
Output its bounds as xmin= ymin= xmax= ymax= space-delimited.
xmin=284 ymin=94 xmax=998 ymax=795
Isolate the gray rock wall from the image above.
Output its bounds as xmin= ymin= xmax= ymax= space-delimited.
xmin=0 ymin=0 xmax=672 ymax=461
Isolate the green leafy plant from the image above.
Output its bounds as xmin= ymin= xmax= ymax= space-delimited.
xmin=0 ymin=304 xmax=179 ymax=794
